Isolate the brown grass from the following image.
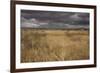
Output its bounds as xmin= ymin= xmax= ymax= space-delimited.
xmin=21 ymin=29 xmax=89 ymax=63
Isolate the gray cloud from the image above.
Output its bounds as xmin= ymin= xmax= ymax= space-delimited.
xmin=21 ymin=10 xmax=89 ymax=29
xmin=21 ymin=17 xmax=40 ymax=28
xmin=21 ymin=17 xmax=49 ymax=28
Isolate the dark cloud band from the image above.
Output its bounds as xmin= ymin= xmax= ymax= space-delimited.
xmin=21 ymin=10 xmax=89 ymax=29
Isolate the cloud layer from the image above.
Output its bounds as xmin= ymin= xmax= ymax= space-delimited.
xmin=21 ymin=10 xmax=89 ymax=29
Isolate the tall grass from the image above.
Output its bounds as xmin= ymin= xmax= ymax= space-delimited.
xmin=21 ymin=29 xmax=89 ymax=63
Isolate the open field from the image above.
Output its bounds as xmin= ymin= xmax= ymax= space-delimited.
xmin=21 ymin=29 xmax=89 ymax=63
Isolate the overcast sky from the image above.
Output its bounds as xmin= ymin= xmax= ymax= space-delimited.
xmin=21 ymin=10 xmax=89 ymax=29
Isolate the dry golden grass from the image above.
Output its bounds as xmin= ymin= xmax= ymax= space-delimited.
xmin=21 ymin=29 xmax=89 ymax=63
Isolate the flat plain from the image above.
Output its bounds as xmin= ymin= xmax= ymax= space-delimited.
xmin=21 ymin=29 xmax=89 ymax=63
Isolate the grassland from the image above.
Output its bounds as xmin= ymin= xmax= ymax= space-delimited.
xmin=21 ymin=29 xmax=89 ymax=63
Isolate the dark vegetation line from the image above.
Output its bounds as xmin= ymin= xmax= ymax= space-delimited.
xmin=21 ymin=27 xmax=89 ymax=31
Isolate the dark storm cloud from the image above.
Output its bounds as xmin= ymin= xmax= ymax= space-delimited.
xmin=21 ymin=10 xmax=74 ymax=22
xmin=21 ymin=10 xmax=89 ymax=29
